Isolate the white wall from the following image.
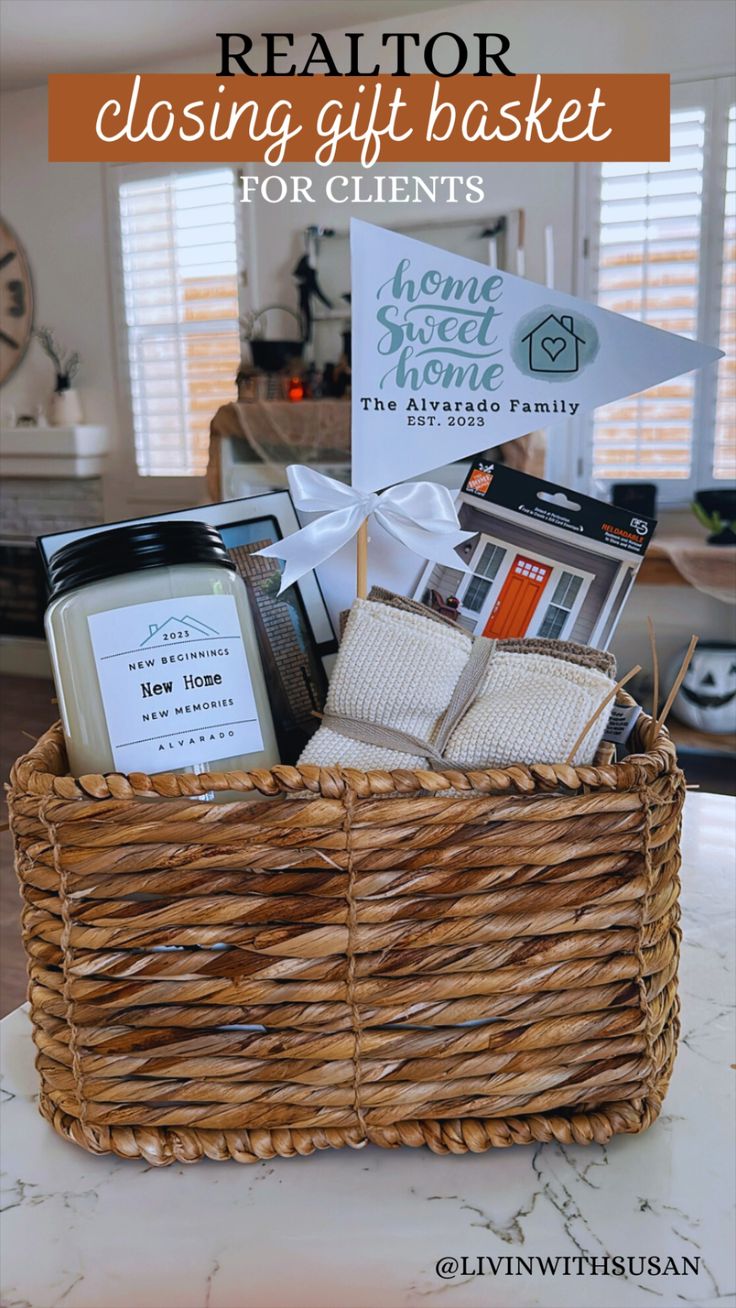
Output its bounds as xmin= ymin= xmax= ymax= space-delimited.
xmin=0 ymin=88 xmax=120 ymax=471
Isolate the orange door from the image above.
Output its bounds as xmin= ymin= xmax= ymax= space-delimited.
xmin=483 ymin=555 xmax=552 ymax=638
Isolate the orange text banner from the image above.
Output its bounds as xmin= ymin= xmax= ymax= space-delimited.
xmin=48 ymin=73 xmax=670 ymax=164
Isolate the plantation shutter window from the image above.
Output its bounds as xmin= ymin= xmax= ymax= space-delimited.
xmin=591 ymin=106 xmax=706 ymax=484
xmin=713 ymin=103 xmax=735 ymax=482
xmin=117 ymin=168 xmax=241 ymax=477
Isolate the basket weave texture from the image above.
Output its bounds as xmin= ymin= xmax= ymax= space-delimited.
xmin=8 ymin=705 xmax=684 ymax=1167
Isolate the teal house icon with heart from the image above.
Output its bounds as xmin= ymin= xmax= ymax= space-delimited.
xmin=523 ymin=313 xmax=585 ymax=373
xmin=512 ymin=307 xmax=599 ymax=380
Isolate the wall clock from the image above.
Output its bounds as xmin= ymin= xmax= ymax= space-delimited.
xmin=0 ymin=217 xmax=33 ymax=386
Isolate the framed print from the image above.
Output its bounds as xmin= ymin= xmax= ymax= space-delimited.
xmin=38 ymin=491 xmax=337 ymax=762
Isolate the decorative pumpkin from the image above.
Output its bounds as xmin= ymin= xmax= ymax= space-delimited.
xmin=668 ymin=641 xmax=736 ymax=734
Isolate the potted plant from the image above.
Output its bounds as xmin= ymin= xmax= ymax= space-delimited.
xmin=34 ymin=326 xmax=82 ymax=426
xmin=692 ymin=489 xmax=736 ymax=545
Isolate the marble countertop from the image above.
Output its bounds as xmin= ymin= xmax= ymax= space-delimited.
xmin=2 ymin=791 xmax=734 ymax=1308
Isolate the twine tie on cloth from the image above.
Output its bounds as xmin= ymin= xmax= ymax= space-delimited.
xmin=301 ymin=595 xmax=622 ymax=771
xmin=322 ymin=637 xmax=497 ymax=770
xmin=257 ymin=464 xmax=474 ymax=592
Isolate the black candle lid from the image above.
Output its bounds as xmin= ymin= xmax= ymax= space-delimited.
xmin=45 ymin=520 xmax=236 ymax=601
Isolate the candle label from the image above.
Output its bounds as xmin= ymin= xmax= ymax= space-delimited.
xmin=87 ymin=594 xmax=264 ymax=772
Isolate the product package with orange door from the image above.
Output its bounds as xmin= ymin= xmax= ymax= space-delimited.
xmin=414 ymin=461 xmax=656 ymax=650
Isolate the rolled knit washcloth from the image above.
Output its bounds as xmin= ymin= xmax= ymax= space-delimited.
xmin=447 ymin=650 xmax=614 ymax=767
xmin=299 ymin=594 xmax=617 ymax=772
xmin=301 ymin=597 xmax=471 ymax=771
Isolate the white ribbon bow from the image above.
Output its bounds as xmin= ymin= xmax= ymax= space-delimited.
xmin=258 ymin=465 xmax=474 ymax=592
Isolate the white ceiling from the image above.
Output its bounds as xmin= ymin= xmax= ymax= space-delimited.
xmin=0 ymin=0 xmax=454 ymax=90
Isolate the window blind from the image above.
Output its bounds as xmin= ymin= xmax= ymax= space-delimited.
xmin=713 ymin=104 xmax=735 ymax=481
xmin=117 ymin=168 xmax=241 ymax=477
xmin=463 ymin=542 xmax=506 ymax=612
xmin=591 ymin=108 xmax=706 ymax=482
xmin=537 ymin=572 xmax=582 ymax=640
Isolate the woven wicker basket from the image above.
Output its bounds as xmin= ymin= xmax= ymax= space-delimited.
xmin=8 ymin=703 xmax=683 ymax=1167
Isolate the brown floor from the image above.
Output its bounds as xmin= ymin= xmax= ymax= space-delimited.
xmin=1 ymin=676 xmax=57 ymax=1016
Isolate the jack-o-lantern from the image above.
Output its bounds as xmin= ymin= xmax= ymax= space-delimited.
xmin=668 ymin=642 xmax=736 ymax=734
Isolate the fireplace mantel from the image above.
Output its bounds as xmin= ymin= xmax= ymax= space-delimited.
xmin=0 ymin=431 xmax=109 ymax=675
xmin=0 ymin=425 xmax=108 ymax=479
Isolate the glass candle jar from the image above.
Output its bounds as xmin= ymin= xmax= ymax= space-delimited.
xmin=44 ymin=520 xmax=280 ymax=779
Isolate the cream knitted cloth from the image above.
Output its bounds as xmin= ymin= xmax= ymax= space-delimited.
xmin=448 ymin=650 xmax=613 ymax=767
xmin=301 ymin=598 xmax=471 ymax=770
xmin=300 ymin=597 xmax=616 ymax=771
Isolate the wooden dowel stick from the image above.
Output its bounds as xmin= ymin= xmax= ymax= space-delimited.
xmin=356 ymin=520 xmax=369 ymax=600
xmin=565 ymin=665 xmax=641 ymax=765
xmin=647 ymin=616 xmax=659 ymax=720
xmin=652 ymin=634 xmax=698 ymax=741
xmin=647 ymin=616 xmax=660 ymax=749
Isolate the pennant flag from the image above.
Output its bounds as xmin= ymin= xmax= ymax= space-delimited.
xmin=350 ymin=218 xmax=723 ymax=492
